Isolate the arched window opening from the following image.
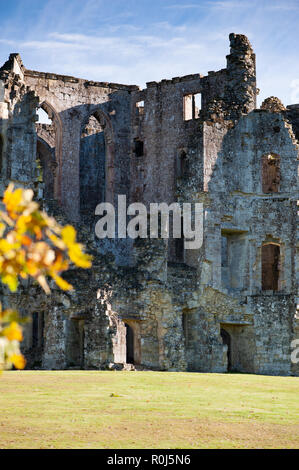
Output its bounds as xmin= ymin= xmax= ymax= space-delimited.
xmin=262 ymin=243 xmax=280 ymax=291
xmin=35 ymin=102 xmax=60 ymax=201
xmin=262 ymin=153 xmax=280 ymax=193
xmin=37 ymin=107 xmax=52 ymax=124
xmin=80 ymin=113 xmax=106 ymax=220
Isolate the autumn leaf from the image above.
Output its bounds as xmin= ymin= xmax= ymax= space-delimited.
xmin=2 ymin=322 xmax=23 ymax=342
xmin=9 ymin=353 xmax=26 ymax=370
xmin=0 ymin=184 xmax=92 ymax=371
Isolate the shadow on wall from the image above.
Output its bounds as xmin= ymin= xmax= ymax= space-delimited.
xmin=79 ymin=113 xmax=106 ymax=221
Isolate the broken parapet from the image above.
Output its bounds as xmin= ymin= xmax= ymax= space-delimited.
xmin=261 ymin=96 xmax=286 ymax=113
xmin=225 ymin=33 xmax=257 ymax=118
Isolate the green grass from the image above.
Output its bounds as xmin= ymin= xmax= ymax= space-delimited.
xmin=0 ymin=370 xmax=298 ymax=449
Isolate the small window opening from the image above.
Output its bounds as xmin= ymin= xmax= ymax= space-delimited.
xmin=175 ymin=217 xmax=184 ymax=262
xmin=37 ymin=107 xmax=52 ymax=124
xmin=262 ymin=153 xmax=280 ymax=193
xmin=183 ymin=93 xmax=201 ymax=121
xmin=177 ymin=150 xmax=189 ymax=178
xmin=136 ymin=101 xmax=144 ymax=117
xmin=262 ymin=243 xmax=280 ymax=291
xmin=134 ymin=139 xmax=144 ymax=157
xmin=82 ymin=114 xmax=103 ymax=137
xmin=194 ymin=93 xmax=201 ymax=118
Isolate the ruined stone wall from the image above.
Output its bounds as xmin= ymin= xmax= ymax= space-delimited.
xmin=24 ymin=68 xmax=137 ymax=220
xmin=0 ymin=54 xmax=39 ymax=195
xmin=0 ymin=34 xmax=297 ymax=376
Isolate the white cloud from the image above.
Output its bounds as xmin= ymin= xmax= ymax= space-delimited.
xmin=165 ymin=3 xmax=204 ymax=9
xmin=0 ymin=39 xmax=17 ymax=46
xmin=264 ymin=3 xmax=299 ymax=10
xmin=0 ymin=0 xmax=298 ymax=106
xmin=206 ymin=1 xmax=251 ymax=8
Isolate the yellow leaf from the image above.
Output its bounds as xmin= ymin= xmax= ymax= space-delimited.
xmin=47 ymin=232 xmax=66 ymax=250
xmin=51 ymin=273 xmax=73 ymax=291
xmin=1 ymin=274 xmax=18 ymax=292
xmin=0 ymin=222 xmax=5 ymax=237
xmin=3 ymin=321 xmax=23 ymax=341
xmin=9 ymin=354 xmax=26 ymax=370
xmin=3 ymin=186 xmax=23 ymax=214
xmin=69 ymin=245 xmax=92 ymax=268
xmin=61 ymin=225 xmax=76 ymax=245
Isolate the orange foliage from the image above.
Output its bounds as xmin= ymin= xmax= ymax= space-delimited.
xmin=0 ymin=184 xmax=92 ymax=371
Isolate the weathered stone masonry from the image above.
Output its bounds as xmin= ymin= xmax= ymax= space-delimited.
xmin=0 ymin=33 xmax=298 ymax=375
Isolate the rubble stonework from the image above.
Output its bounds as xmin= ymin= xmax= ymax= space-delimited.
xmin=0 ymin=34 xmax=298 ymax=375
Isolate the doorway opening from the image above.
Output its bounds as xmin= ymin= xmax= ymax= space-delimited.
xmin=112 ymin=318 xmax=141 ymax=366
xmin=221 ymin=328 xmax=231 ymax=371
xmin=125 ymin=323 xmax=135 ymax=364
xmin=66 ymin=319 xmax=85 ymax=368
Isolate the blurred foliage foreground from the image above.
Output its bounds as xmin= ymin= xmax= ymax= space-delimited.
xmin=0 ymin=184 xmax=92 ymax=371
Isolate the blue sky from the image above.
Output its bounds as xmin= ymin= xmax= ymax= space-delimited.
xmin=0 ymin=0 xmax=299 ymax=105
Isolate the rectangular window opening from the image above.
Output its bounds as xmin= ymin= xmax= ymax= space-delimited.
xmin=134 ymin=139 xmax=144 ymax=157
xmin=183 ymin=93 xmax=201 ymax=121
xmin=194 ymin=93 xmax=201 ymax=119
xmin=221 ymin=231 xmax=247 ymax=290
xmin=262 ymin=243 xmax=280 ymax=291
xmin=136 ymin=101 xmax=144 ymax=117
xmin=175 ymin=217 xmax=185 ymax=262
xmin=262 ymin=153 xmax=280 ymax=193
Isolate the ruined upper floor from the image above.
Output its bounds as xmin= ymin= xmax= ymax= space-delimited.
xmin=0 ymin=33 xmax=298 ymax=225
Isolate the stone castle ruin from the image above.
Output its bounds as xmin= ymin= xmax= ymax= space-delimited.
xmin=0 ymin=33 xmax=298 ymax=375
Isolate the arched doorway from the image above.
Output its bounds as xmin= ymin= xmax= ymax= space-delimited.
xmin=221 ymin=328 xmax=231 ymax=371
xmin=65 ymin=318 xmax=85 ymax=369
xmin=111 ymin=317 xmax=141 ymax=366
xmin=125 ymin=323 xmax=135 ymax=364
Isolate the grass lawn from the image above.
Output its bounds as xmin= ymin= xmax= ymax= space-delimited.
xmin=0 ymin=370 xmax=298 ymax=449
